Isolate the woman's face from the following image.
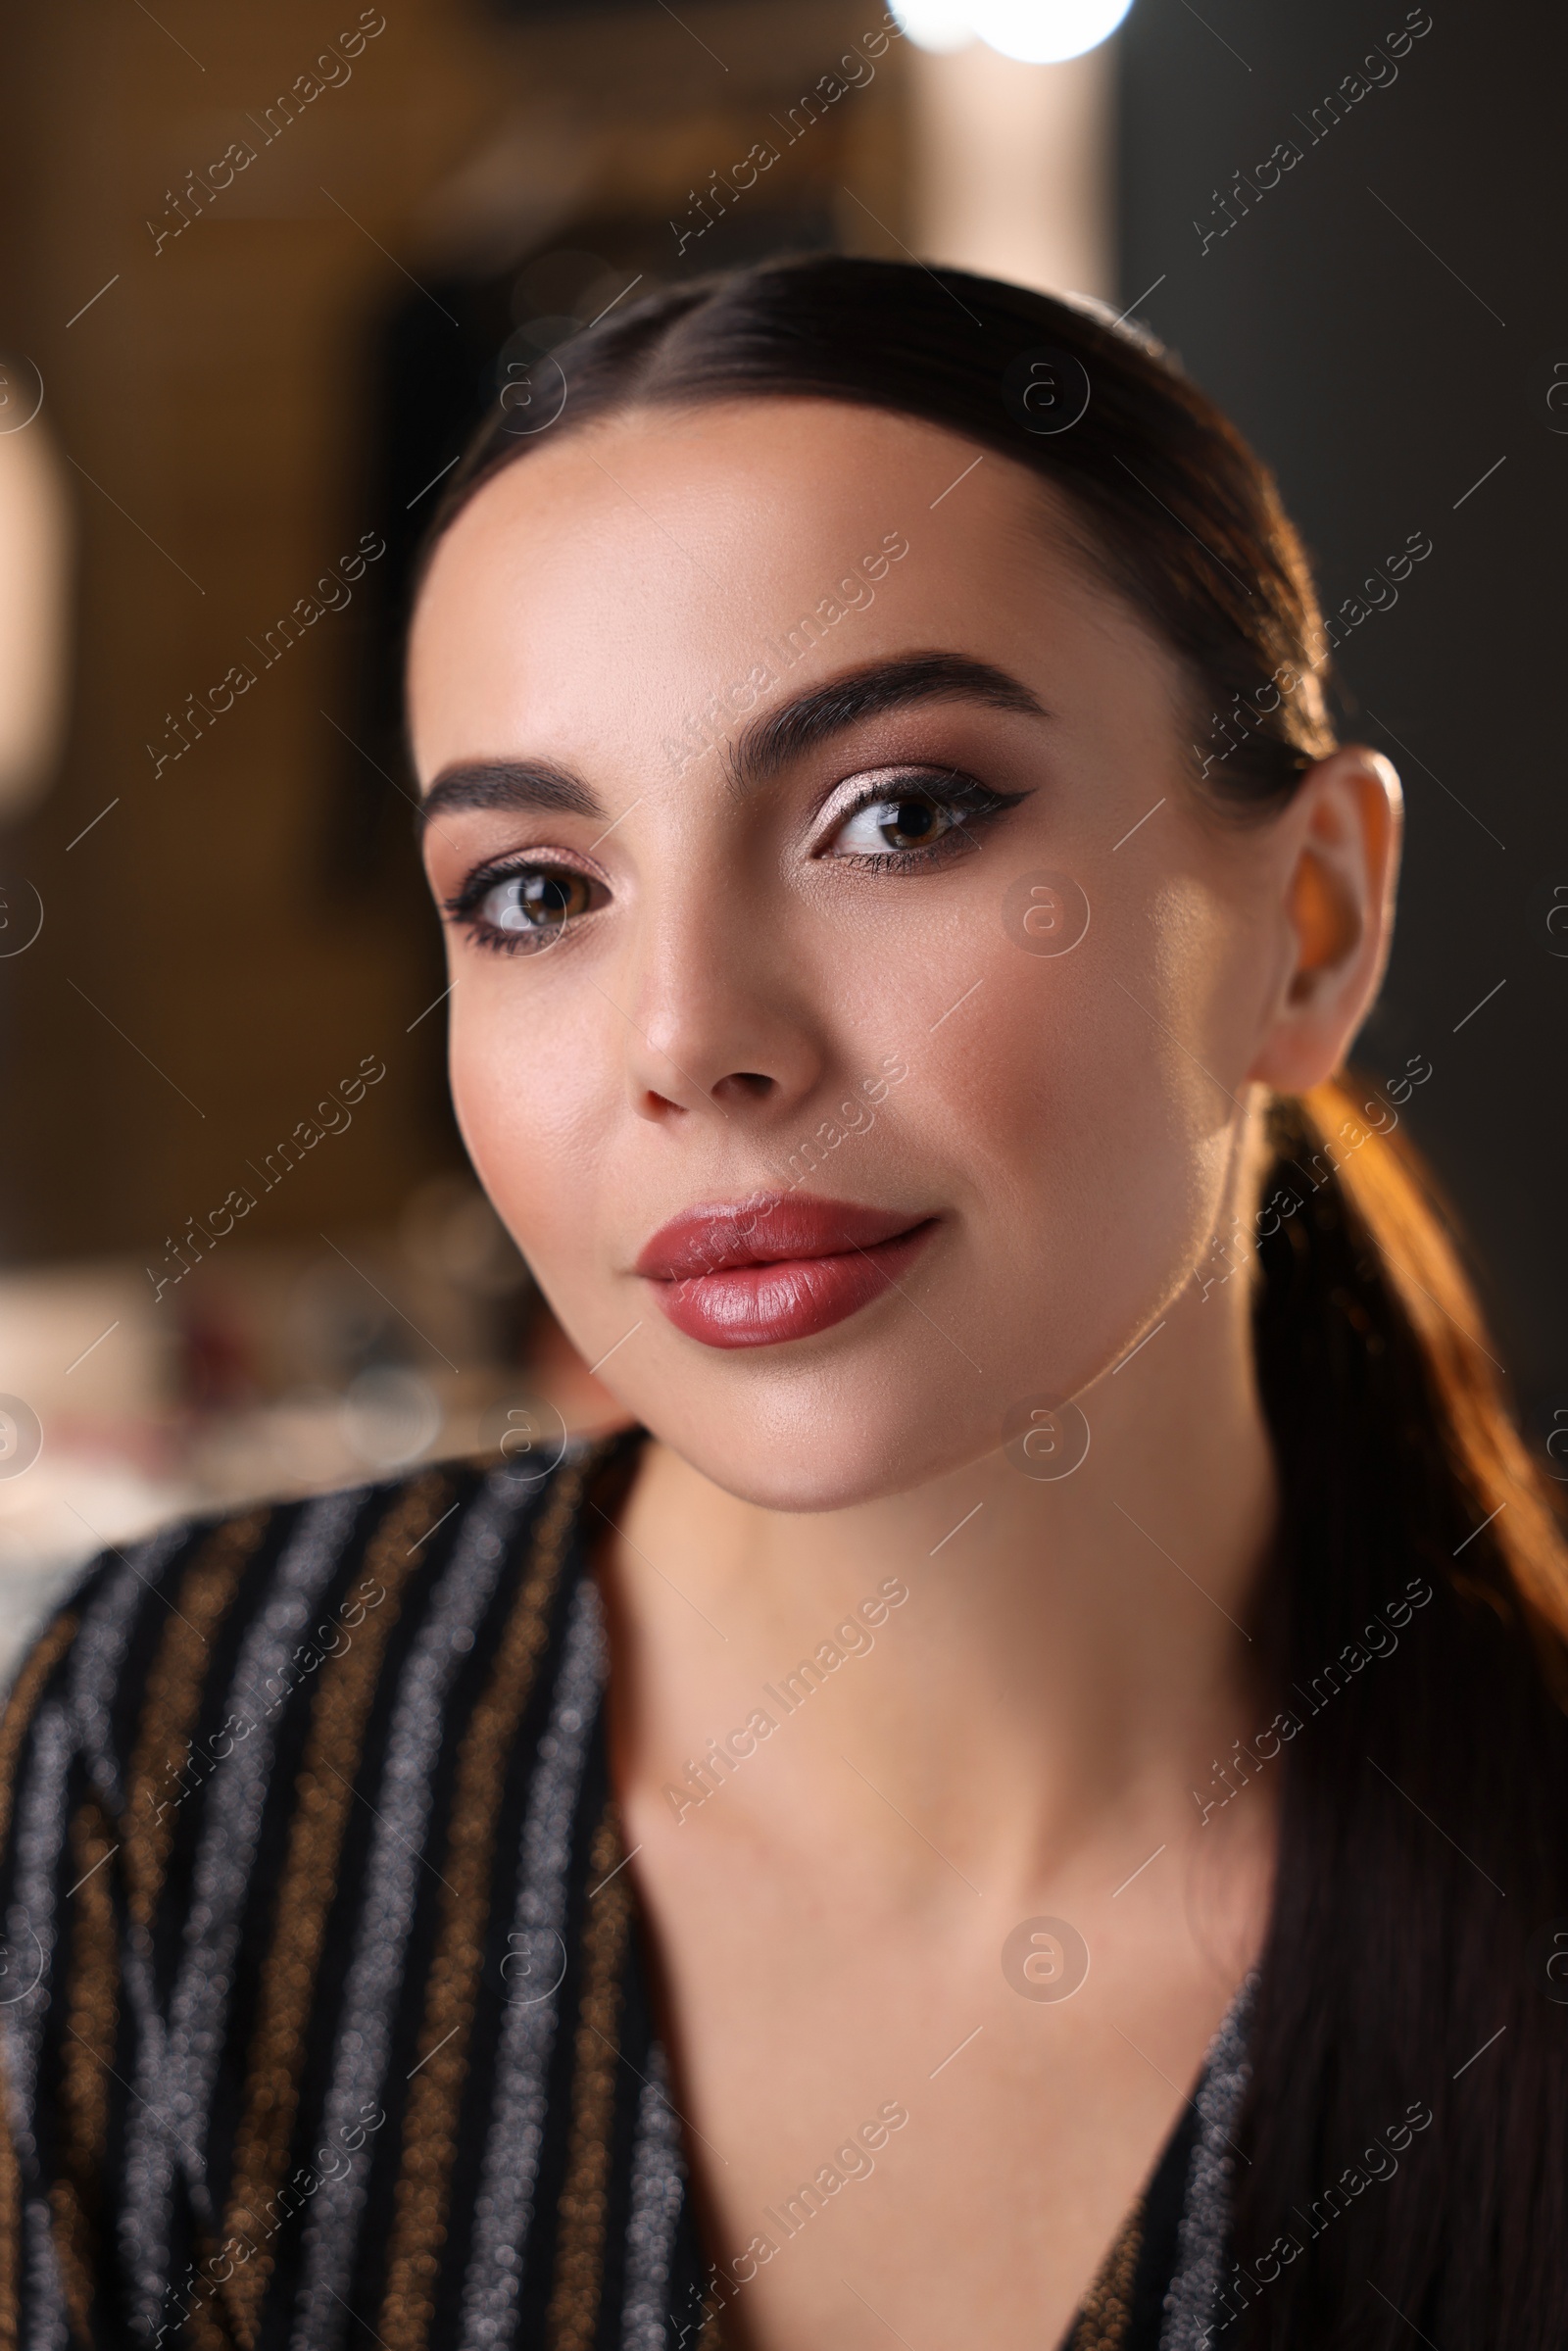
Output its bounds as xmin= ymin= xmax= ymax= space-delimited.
xmin=409 ymin=398 xmax=1322 ymax=1510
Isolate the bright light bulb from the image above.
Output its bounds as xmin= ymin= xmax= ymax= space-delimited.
xmin=887 ymin=0 xmax=976 ymax=53
xmin=969 ymin=0 xmax=1136 ymax=64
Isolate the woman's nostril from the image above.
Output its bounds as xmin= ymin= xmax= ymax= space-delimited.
xmin=714 ymin=1071 xmax=775 ymax=1103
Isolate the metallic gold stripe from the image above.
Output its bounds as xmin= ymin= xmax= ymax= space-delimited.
xmin=182 ymin=2231 xmax=241 ymax=2351
xmin=123 ymin=1513 xmax=270 ymax=1928
xmin=544 ymin=1797 xmax=634 ymax=2351
xmin=185 ymin=2280 xmax=237 ymax=2351
xmin=0 ymin=1612 xmax=78 ymax=1863
xmin=0 ymin=1613 xmax=81 ymax=2351
xmin=50 ymin=1800 xmax=121 ymax=2342
xmin=1065 ymin=2199 xmax=1142 ymax=2351
xmin=375 ymin=1464 xmax=583 ymax=2351
xmin=46 ymin=2181 xmax=91 ymax=2349
xmin=220 ymin=1472 xmax=452 ymax=2350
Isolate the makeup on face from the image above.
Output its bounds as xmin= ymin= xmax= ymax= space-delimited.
xmin=409 ymin=397 xmax=1292 ymax=1510
xmin=636 ymin=1195 xmax=939 ymax=1347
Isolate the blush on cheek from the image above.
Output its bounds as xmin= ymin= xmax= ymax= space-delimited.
xmin=937 ymin=895 xmax=1233 ymax=1399
xmin=445 ymin=1021 xmax=597 ymax=1291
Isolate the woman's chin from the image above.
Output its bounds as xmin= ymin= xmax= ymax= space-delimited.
xmin=616 ymin=1391 xmax=1008 ymax=1515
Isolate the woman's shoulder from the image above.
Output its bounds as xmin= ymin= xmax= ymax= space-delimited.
xmin=0 ymin=1425 xmax=644 ymax=1811
xmin=0 ymin=1425 xmax=674 ymax=2351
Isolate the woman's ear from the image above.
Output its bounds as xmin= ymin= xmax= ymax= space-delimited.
xmin=1247 ymin=746 xmax=1403 ymax=1092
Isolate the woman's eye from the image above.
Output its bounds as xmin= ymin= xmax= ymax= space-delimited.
xmin=829 ymin=792 xmax=966 ymax=858
xmin=455 ymin=864 xmax=603 ymax=949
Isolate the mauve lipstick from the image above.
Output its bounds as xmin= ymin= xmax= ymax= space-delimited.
xmin=635 ymin=1195 xmax=937 ymax=1348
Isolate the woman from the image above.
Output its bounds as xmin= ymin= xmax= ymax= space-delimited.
xmin=3 ymin=255 xmax=1566 ymax=2351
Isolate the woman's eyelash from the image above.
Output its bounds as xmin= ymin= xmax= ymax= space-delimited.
xmin=825 ymin=769 xmax=1030 ymax=864
xmin=442 ymin=857 xmax=603 ymax=955
xmin=443 ymin=859 xmax=512 ymax=917
xmin=442 ymin=773 xmax=1029 ymax=953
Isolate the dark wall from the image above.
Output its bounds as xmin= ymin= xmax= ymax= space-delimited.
xmin=1119 ymin=0 xmax=1568 ymax=1452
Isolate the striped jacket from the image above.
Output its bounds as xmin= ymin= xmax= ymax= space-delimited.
xmin=0 ymin=1429 xmax=1250 ymax=2351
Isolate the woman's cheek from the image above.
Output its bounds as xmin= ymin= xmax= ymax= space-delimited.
xmin=447 ymin=998 xmax=605 ymax=1267
xmin=958 ymin=890 xmax=1225 ymax=1373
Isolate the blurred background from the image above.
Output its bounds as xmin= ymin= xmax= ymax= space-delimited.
xmin=0 ymin=0 xmax=1563 ymax=1667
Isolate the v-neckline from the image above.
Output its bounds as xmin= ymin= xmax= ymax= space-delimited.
xmin=1054 ymin=2075 xmax=1202 ymax=2349
xmin=1056 ymin=1971 xmax=1258 ymax=2351
xmin=577 ymin=1426 xmax=1257 ymax=2351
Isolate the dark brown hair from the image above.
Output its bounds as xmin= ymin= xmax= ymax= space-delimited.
xmin=420 ymin=254 xmax=1568 ymax=2346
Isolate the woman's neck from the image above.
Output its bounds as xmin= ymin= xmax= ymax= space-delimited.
xmin=602 ymin=1274 xmax=1280 ymax=1912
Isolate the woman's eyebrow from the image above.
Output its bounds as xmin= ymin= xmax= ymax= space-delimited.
xmin=417 ymin=760 xmax=604 ymax=836
xmin=723 ymin=652 xmax=1052 ymax=797
xmin=416 ymin=655 xmax=1049 ymax=835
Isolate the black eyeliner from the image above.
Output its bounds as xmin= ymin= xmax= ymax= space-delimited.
xmin=442 ymin=849 xmax=600 ymax=923
xmin=821 ymin=765 xmax=1033 ymax=861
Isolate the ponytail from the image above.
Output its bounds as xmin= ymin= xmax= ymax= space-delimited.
xmin=1233 ymin=1077 xmax=1568 ymax=2346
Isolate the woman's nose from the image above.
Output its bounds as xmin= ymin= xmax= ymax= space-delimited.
xmin=615 ymin=889 xmax=826 ymax=1126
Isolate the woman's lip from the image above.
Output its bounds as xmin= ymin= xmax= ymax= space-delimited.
xmin=635 ymin=1195 xmax=930 ymax=1281
xmin=635 ymin=1197 xmax=939 ymax=1349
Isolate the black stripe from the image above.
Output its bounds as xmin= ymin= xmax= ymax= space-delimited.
xmin=0 ymin=1436 xmax=1234 ymax=2348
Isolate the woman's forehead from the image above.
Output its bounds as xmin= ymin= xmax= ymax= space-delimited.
xmin=406 ymin=399 xmax=1153 ymax=783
